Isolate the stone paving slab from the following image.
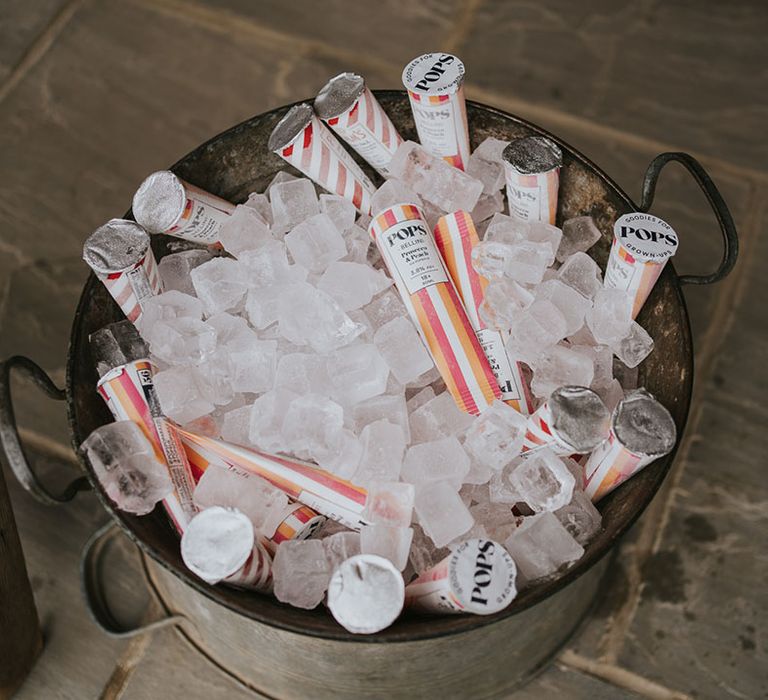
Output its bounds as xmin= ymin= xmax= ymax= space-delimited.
xmin=459 ymin=0 xmax=768 ymax=174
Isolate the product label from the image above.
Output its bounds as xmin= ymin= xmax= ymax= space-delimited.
xmin=172 ymin=198 xmax=231 ymax=243
xmin=297 ymin=491 xmax=368 ymax=531
xmin=450 ymin=539 xmax=517 ymax=614
xmin=410 ymin=101 xmax=459 ymax=157
xmin=612 ymin=212 xmax=678 ymax=263
xmin=477 ymin=328 xmax=523 ymax=402
xmin=126 ymin=265 xmax=154 ymax=303
xmin=402 ymin=53 xmax=464 ymax=95
xmin=506 ymin=182 xmax=541 ymax=222
xmin=379 ymin=218 xmax=449 ymax=295
xmin=338 ymin=122 xmax=393 ymax=173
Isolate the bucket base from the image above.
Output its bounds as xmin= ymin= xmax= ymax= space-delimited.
xmin=144 ymin=555 xmax=609 ymax=700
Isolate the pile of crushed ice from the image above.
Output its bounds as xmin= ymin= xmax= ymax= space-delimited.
xmin=129 ymin=137 xmax=651 ymax=610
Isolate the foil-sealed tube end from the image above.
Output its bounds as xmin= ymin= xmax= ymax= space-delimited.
xmin=604 ymin=212 xmax=679 ymax=319
xmin=180 ymin=506 xmax=255 ymax=584
xmin=502 ymin=136 xmax=562 ymax=225
xmin=315 ymin=73 xmax=404 ymax=178
xmin=522 ymin=385 xmax=611 ymax=456
xmin=327 ymin=554 xmax=405 ymax=634
xmin=269 ymin=103 xmax=376 ymax=214
xmin=402 ymin=53 xmax=469 ymax=170
xmin=83 ymin=218 xmax=162 ymax=323
xmin=404 ymin=538 xmax=517 ymax=615
xmin=89 ymin=320 xmax=149 ymax=379
xmin=585 ymin=388 xmax=677 ymax=502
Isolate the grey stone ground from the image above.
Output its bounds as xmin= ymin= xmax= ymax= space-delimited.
xmin=1 ymin=1 xmax=766 ymax=698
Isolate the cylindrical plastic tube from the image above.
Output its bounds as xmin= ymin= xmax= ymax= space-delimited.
xmin=502 ymin=136 xmax=562 ymax=225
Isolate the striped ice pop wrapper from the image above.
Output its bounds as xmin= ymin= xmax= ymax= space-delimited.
xmin=83 ymin=219 xmax=163 ymax=324
xmin=182 ymin=439 xmax=326 ymax=551
xmin=433 ymin=211 xmax=534 ymax=415
xmin=132 ymin=170 xmax=235 ymax=245
xmin=502 ymin=137 xmax=562 ymax=225
xmin=96 ymin=360 xmax=198 ymax=532
xmin=268 ymin=103 xmax=376 ymax=214
xmin=584 ymin=389 xmax=676 ymax=502
xmin=369 ymin=204 xmax=501 ymax=415
xmin=315 ymin=73 xmax=403 ymax=178
xmin=402 ymin=53 xmax=470 ymax=170
xmin=177 ymin=428 xmax=369 ymax=531
xmin=604 ymin=212 xmax=679 ymax=319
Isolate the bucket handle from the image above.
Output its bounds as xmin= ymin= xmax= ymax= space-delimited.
xmin=81 ymin=521 xmax=188 ymax=638
xmin=0 ymin=356 xmax=90 ymax=505
xmin=638 ymin=152 xmax=738 ymax=285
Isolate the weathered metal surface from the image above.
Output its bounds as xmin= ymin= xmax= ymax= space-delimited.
xmin=66 ymin=91 xmax=694 ymax=641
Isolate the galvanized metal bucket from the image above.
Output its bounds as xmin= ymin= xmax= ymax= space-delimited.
xmin=0 ymin=92 xmax=738 ymax=699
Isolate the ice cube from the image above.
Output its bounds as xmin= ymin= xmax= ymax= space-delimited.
xmin=508 ymin=448 xmax=575 ymax=512
xmin=196 ymin=349 xmax=235 ymax=406
xmin=360 ymin=525 xmax=413 ymax=571
xmin=471 ymin=241 xmax=516 ymax=280
xmin=373 ymin=316 xmax=434 ymax=384
xmin=557 ymin=216 xmax=602 ymax=263
xmin=612 ymin=321 xmax=654 ymax=368
xmin=137 ymin=291 xmax=203 ymax=339
xmin=237 ymin=240 xmax=293 ymax=288
xmin=504 ymin=241 xmax=551 ymax=285
xmin=218 ymin=204 xmax=272 ymax=257
xmin=205 ymin=312 xmax=254 ymax=347
xmin=145 ymin=317 xmax=217 ymax=366
xmin=534 ymin=279 xmax=592 ymax=336
xmin=322 ymin=531 xmax=361 ymax=572
xmin=274 ymin=352 xmax=332 ymax=394
xmin=228 ymin=339 xmax=277 ymax=394
xmin=282 ymin=394 xmax=344 ymax=459
xmin=388 ymin=141 xmax=483 ymax=213
xmin=158 ymin=249 xmax=213 ymax=296
xmin=364 ymin=289 xmax=408 ymax=330
xmin=245 ymin=284 xmax=284 ymax=330
xmin=595 ymin=378 xmax=624 ymax=413
xmin=319 ymin=194 xmax=356 ymax=232
xmin=220 ymin=404 xmax=253 ymax=445
xmin=317 ymin=261 xmax=391 ymax=311
xmin=557 ymin=252 xmax=602 ymax=300
xmin=90 ymin=320 xmax=149 ymax=378
xmin=463 ymin=400 xmax=527 ymax=471
xmin=341 ymin=224 xmax=371 ymax=264
xmin=277 ymin=283 xmax=364 ymax=353
xmin=81 ymin=421 xmax=173 ymax=515
xmin=586 ymin=288 xmax=634 ymax=345
xmin=469 ymin=501 xmax=516 ymax=543
xmin=409 ymin=392 xmax=475 ymax=443
xmin=489 ymin=457 xmax=525 ymax=505
xmin=194 ymin=463 xmax=290 ymax=536
xmin=408 ymin=523 xmax=451 ymax=574
xmin=504 ymin=512 xmax=584 ymax=581
xmin=244 ymin=192 xmax=272 ymax=225
xmin=506 ymin=300 xmax=568 ymax=364
xmin=353 ymin=394 xmax=411 ymax=444
xmin=478 ymin=278 xmax=534 ymax=330
xmin=414 ymin=481 xmax=475 ymax=548
xmin=362 ymin=481 xmax=415 ymax=527
xmin=285 ymin=213 xmax=347 ymax=273
xmin=326 ymin=343 xmax=389 ymax=406
xmin=471 ymin=191 xmax=504 ymax=224
xmin=370 ymin=179 xmax=423 ymax=216
xmin=249 ymin=388 xmax=298 ymax=453
xmin=190 ymin=258 xmax=249 ymax=316
xmin=555 ymin=490 xmax=602 ymax=545
xmin=266 ymin=170 xmax=299 ymax=195
xmin=354 ymin=420 xmax=406 ymax=485
xmin=467 ymin=137 xmax=507 ymax=195
xmin=571 ymin=344 xmax=613 ymax=390
xmin=272 ymin=539 xmax=331 ymax=609
xmin=314 ymin=428 xmax=362 ymax=479
xmin=270 ymin=179 xmax=320 ymax=236
xmin=153 ymin=366 xmax=214 ymax=423
xmin=530 ymin=344 xmax=595 ymax=399
xmin=406 ymin=386 xmax=435 ymax=414
xmin=567 ymin=324 xmax=599 ymax=347
xmin=401 ymin=437 xmax=470 ymax=488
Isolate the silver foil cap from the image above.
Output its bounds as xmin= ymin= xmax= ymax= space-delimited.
xmin=613 ymin=388 xmax=676 ymax=457
xmin=268 ymin=103 xmax=314 ymax=152
xmin=180 ymin=507 xmax=255 ymax=584
xmin=132 ymin=170 xmax=186 ymax=234
xmin=83 ymin=218 xmax=150 ymax=274
xmin=502 ymin=136 xmax=562 ymax=175
xmin=90 ymin=320 xmax=149 ymax=378
xmin=327 ymin=554 xmax=404 ymax=634
xmin=550 ymin=386 xmax=611 ymax=453
xmin=314 ymin=73 xmax=366 ymax=120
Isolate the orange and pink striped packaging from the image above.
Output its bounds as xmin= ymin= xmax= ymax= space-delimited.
xmin=402 ymin=53 xmax=470 ymax=171
xmin=369 ymin=204 xmax=501 ymax=415
xmin=182 ymin=439 xmax=326 ymax=551
xmin=433 ymin=211 xmax=534 ymax=415
xmin=502 ymin=138 xmax=562 ymax=225
xmin=271 ymin=104 xmax=375 ymax=214
xmin=177 ymin=428 xmax=370 ymax=531
xmin=222 ymin=538 xmax=274 ymax=592
xmin=96 ymin=359 xmax=198 ymax=532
